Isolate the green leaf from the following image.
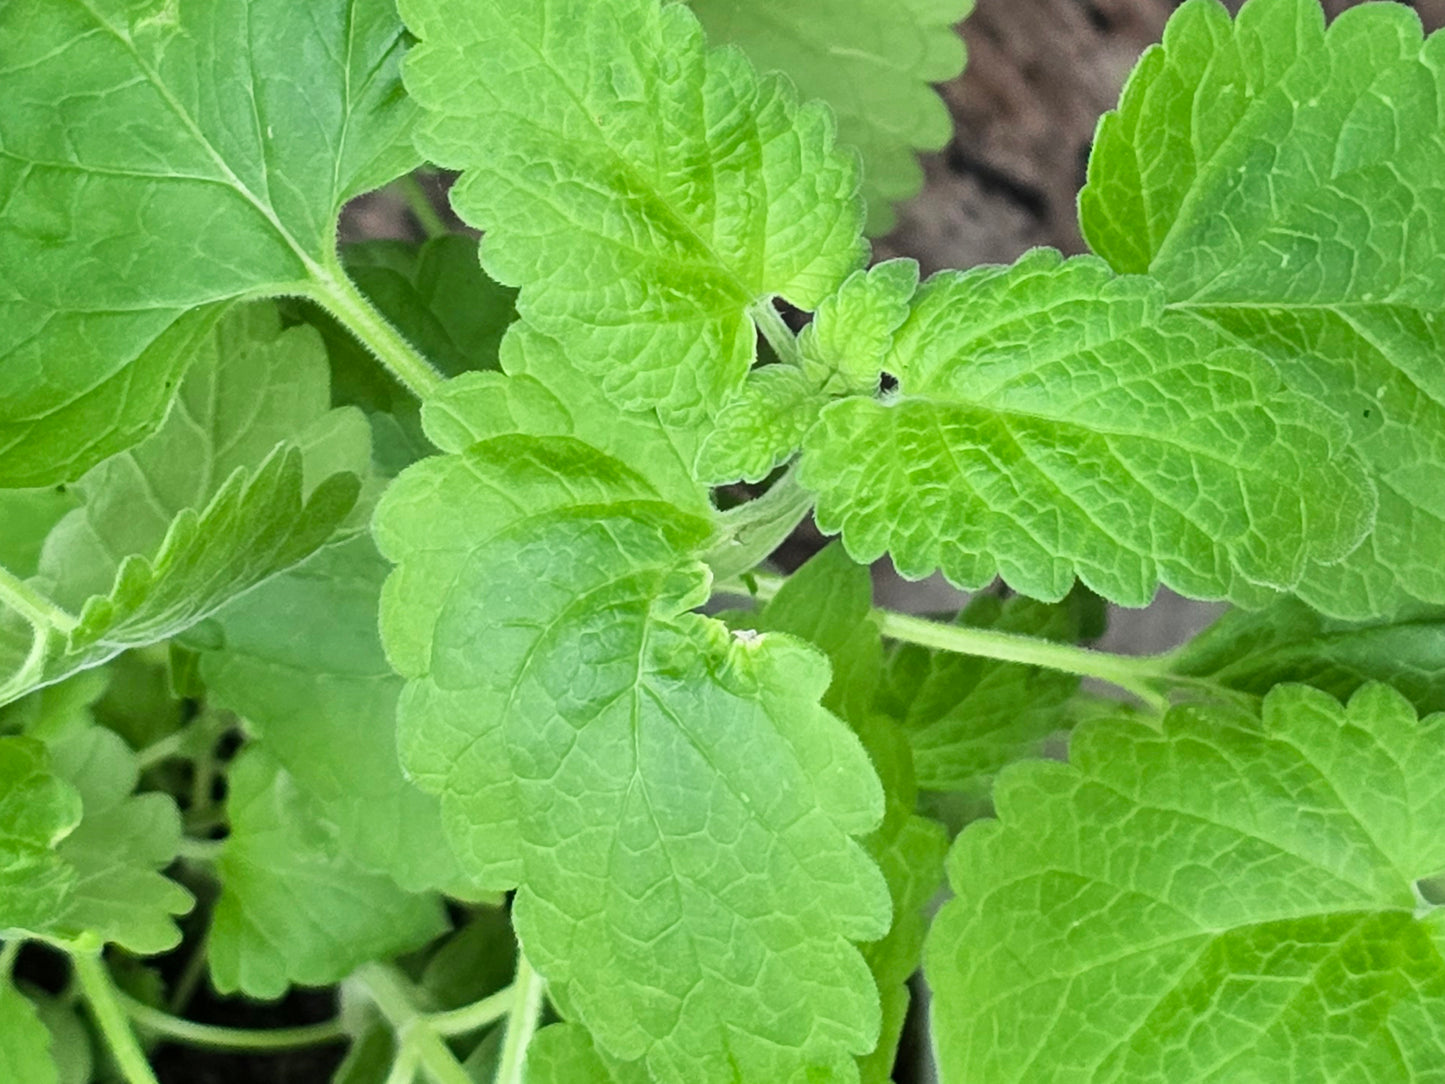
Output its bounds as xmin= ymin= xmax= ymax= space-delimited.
xmin=200 ymin=536 xmax=476 ymax=895
xmin=927 ymin=683 xmax=1445 ymax=1083
xmin=0 ymin=0 xmax=417 ymax=485
xmin=0 ymin=980 xmax=57 ymax=1084
xmin=526 ymin=1024 xmax=649 ymax=1084
xmin=376 ymin=433 xmax=891 ymax=1081
xmin=24 ymin=989 xmax=91 ymax=1084
xmin=1081 ymin=0 xmax=1445 ymax=618
xmin=1172 ymin=598 xmax=1445 ymax=716
xmin=0 ymin=489 xmax=78 ymax=580
xmin=45 ymin=725 xmax=192 ymax=955
xmin=399 ymin=0 xmax=867 ymax=421
xmin=304 ymin=236 xmax=519 ymax=414
xmin=209 ymin=749 xmax=448 ymax=1000
xmin=801 ymin=260 xmax=921 ymax=392
xmin=694 ymin=366 xmax=828 ymax=485
xmin=0 ymin=737 xmax=81 ymax=937
xmin=799 ymin=250 xmax=1375 ymax=607
xmin=689 ymin=1 xmax=972 ymax=234
xmin=421 ymin=325 xmax=713 ymax=519
xmin=882 ymin=589 xmax=1103 ymax=794
xmin=0 ymin=305 xmax=366 ymax=705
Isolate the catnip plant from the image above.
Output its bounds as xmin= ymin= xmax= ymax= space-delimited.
xmin=2 ymin=0 xmax=1445 ymax=1080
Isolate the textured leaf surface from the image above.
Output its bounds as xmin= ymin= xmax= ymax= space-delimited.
xmin=0 ymin=306 xmax=366 ymax=705
xmin=1081 ymin=0 xmax=1445 ymax=617
xmin=210 ymin=750 xmax=447 ymax=999
xmin=200 ymin=537 xmax=474 ymax=895
xmin=694 ymin=365 xmax=826 ymax=484
xmin=0 ymin=737 xmax=81 ymax=936
xmin=44 ymin=726 xmax=191 ymax=954
xmin=421 ymin=325 xmax=712 ymax=518
xmin=800 ymin=260 xmax=921 ymax=392
xmin=0 ymin=0 xmax=416 ymax=484
xmin=0 ymin=981 xmax=56 ymax=1084
xmin=1173 ymin=598 xmax=1445 ymax=716
xmin=376 ymin=432 xmax=890 ymax=1082
xmin=881 ymin=589 xmax=1103 ymax=793
xmin=800 ymin=250 xmax=1375 ymax=606
xmin=927 ymin=683 xmax=1445 ymax=1083
xmin=400 ymin=0 xmax=866 ymax=420
xmin=527 ymin=1024 xmax=649 ymax=1084
xmin=690 ymin=0 xmax=971 ymax=233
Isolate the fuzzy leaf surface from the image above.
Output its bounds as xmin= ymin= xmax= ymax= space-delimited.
xmin=927 ymin=683 xmax=1445 ymax=1083
xmin=1081 ymin=0 xmax=1445 ymax=617
xmin=200 ymin=536 xmax=475 ymax=895
xmin=690 ymin=0 xmax=971 ymax=233
xmin=0 ymin=0 xmax=417 ymax=484
xmin=800 ymin=250 xmax=1374 ymax=606
xmin=0 ymin=306 xmax=365 ymax=705
xmin=400 ymin=0 xmax=866 ymax=420
xmin=0 ymin=981 xmax=56 ymax=1084
xmin=1173 ymin=598 xmax=1445 ymax=715
xmin=210 ymin=750 xmax=448 ymax=999
xmin=376 ymin=433 xmax=890 ymax=1082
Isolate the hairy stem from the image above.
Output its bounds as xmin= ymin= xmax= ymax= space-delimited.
xmin=705 ymin=467 xmax=815 ymax=582
xmin=396 ymin=174 xmax=449 ymax=239
xmin=354 ymin=964 xmax=474 ymax=1084
xmin=0 ymin=563 xmax=77 ymax=634
xmin=715 ymin=571 xmax=1172 ymax=711
xmin=117 ymin=987 xmax=346 ymax=1051
xmin=72 ymin=952 xmax=162 ymax=1084
xmin=750 ymin=299 xmax=804 ymax=368
xmin=306 ymin=265 xmax=445 ymax=400
xmin=495 ymin=953 xmax=546 ymax=1084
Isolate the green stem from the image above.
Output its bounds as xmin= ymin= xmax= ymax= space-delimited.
xmin=495 ymin=954 xmax=546 ymax=1084
xmin=714 ymin=571 xmax=1171 ymax=712
xmin=750 ymin=299 xmax=804 ymax=368
xmin=175 ymin=838 xmax=225 ymax=863
xmin=72 ymin=952 xmax=161 ymax=1084
xmin=116 ymin=987 xmax=346 ymax=1051
xmin=306 ymin=266 xmax=445 ymax=400
xmin=0 ymin=564 xmax=77 ymax=634
xmin=135 ymin=728 xmax=190 ymax=771
xmin=166 ymin=933 xmax=210 ymax=1015
xmin=396 ymin=174 xmax=449 ymax=239
xmin=428 ymin=986 xmax=516 ymax=1037
xmin=705 ymin=467 xmax=815 ymax=582
xmin=355 ymin=964 xmax=474 ymax=1084
xmin=385 ymin=1040 xmax=422 ymax=1084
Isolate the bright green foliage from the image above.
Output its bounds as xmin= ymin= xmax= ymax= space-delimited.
xmin=690 ymin=0 xmax=972 ymax=234
xmin=200 ymin=537 xmax=474 ymax=896
xmin=399 ymin=0 xmax=867 ymax=421
xmin=0 ymin=980 xmax=57 ymax=1084
xmin=801 ymin=260 xmax=921 ymax=393
xmin=0 ymin=738 xmax=81 ymax=936
xmin=422 ymin=326 xmax=712 ymax=518
xmin=800 ymin=250 xmax=1375 ymax=606
xmin=928 ymin=683 xmax=1445 ymax=1083
xmin=44 ymin=726 xmax=191 ymax=955
xmin=695 ymin=365 xmax=827 ymax=484
xmin=308 ymin=236 xmax=518 ymax=413
xmin=209 ymin=750 xmax=448 ymax=999
xmin=1081 ymin=0 xmax=1445 ymax=618
xmin=376 ymin=428 xmax=891 ymax=1081
xmin=0 ymin=0 xmax=418 ymax=486
xmin=0 ymin=306 xmax=366 ymax=705
xmin=1173 ymin=598 xmax=1445 ymax=715
xmin=527 ymin=1024 xmax=649 ymax=1084
xmin=881 ymin=589 xmax=1103 ymax=793
xmin=0 ymin=490 xmax=77 ymax=580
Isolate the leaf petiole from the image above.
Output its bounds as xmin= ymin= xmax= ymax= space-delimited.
xmin=116 ymin=986 xmax=346 ymax=1051
xmin=353 ymin=963 xmax=474 ymax=1084
xmin=715 ymin=570 xmax=1173 ymax=711
xmin=71 ymin=950 xmax=162 ymax=1084
xmin=495 ymin=952 xmax=546 ymax=1084
xmin=304 ymin=265 xmax=446 ymax=401
xmin=0 ymin=563 xmax=77 ymax=635
xmin=751 ymin=299 xmax=805 ymax=368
